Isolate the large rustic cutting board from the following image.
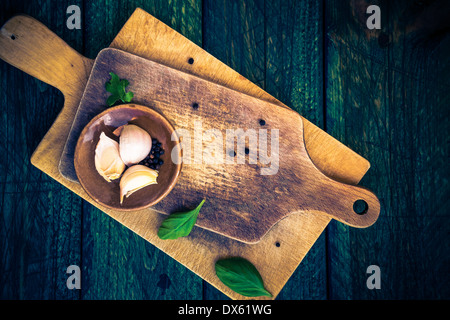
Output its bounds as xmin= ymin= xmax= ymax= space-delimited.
xmin=0 ymin=10 xmax=374 ymax=299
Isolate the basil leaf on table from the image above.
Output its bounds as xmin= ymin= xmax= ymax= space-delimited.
xmin=157 ymin=199 xmax=206 ymax=240
xmin=215 ymin=257 xmax=272 ymax=297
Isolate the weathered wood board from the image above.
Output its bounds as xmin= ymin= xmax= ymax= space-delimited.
xmin=69 ymin=48 xmax=380 ymax=243
xmin=0 ymin=9 xmax=372 ymax=299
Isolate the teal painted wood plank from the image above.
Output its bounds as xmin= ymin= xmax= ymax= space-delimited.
xmin=382 ymin=0 xmax=449 ymax=299
xmin=325 ymin=0 xmax=449 ymax=299
xmin=202 ymin=0 xmax=266 ymax=89
xmin=265 ymin=0 xmax=324 ymax=128
xmin=325 ymin=0 xmax=388 ymax=300
xmin=0 ymin=0 xmax=84 ymax=299
xmin=81 ymin=0 xmax=204 ymax=300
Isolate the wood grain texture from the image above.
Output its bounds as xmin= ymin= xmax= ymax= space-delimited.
xmin=326 ymin=0 xmax=450 ymax=299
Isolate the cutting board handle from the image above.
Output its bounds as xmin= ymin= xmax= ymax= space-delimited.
xmin=309 ymin=173 xmax=380 ymax=228
xmin=0 ymin=15 xmax=93 ymax=99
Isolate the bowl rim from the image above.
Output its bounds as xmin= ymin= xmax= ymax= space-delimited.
xmin=74 ymin=103 xmax=182 ymax=211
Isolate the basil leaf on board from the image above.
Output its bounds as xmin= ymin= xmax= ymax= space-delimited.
xmin=106 ymin=94 xmax=120 ymax=107
xmin=157 ymin=199 xmax=205 ymax=240
xmin=215 ymin=257 xmax=272 ymax=297
xmin=105 ymin=72 xmax=134 ymax=106
xmin=123 ymin=91 xmax=134 ymax=102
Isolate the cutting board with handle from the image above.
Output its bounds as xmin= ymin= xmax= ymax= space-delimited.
xmin=0 ymin=10 xmax=377 ymax=298
xmin=71 ymin=48 xmax=380 ymax=243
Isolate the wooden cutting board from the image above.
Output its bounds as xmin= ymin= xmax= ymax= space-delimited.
xmin=0 ymin=10 xmax=374 ymax=299
xmin=71 ymin=48 xmax=380 ymax=243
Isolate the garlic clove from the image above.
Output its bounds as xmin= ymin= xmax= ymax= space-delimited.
xmin=120 ymin=165 xmax=158 ymax=204
xmin=119 ymin=124 xmax=152 ymax=166
xmin=95 ymin=132 xmax=126 ymax=182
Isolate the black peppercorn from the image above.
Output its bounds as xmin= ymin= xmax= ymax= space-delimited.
xmin=138 ymin=137 xmax=165 ymax=170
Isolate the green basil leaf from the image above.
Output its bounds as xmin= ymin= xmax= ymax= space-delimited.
xmin=121 ymin=79 xmax=130 ymax=87
xmin=106 ymin=72 xmax=120 ymax=91
xmin=105 ymin=81 xmax=116 ymax=95
xmin=123 ymin=91 xmax=134 ymax=102
xmin=157 ymin=199 xmax=205 ymax=240
xmin=106 ymin=94 xmax=120 ymax=107
xmin=215 ymin=257 xmax=272 ymax=297
xmin=105 ymin=72 xmax=133 ymax=106
xmin=117 ymin=79 xmax=127 ymax=99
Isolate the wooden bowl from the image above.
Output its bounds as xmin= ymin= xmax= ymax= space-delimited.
xmin=74 ymin=104 xmax=182 ymax=211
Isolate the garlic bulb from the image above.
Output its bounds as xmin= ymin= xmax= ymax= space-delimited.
xmin=119 ymin=124 xmax=152 ymax=166
xmin=95 ymin=132 xmax=126 ymax=182
xmin=120 ymin=165 xmax=158 ymax=204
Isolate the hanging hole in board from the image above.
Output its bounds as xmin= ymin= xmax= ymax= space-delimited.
xmin=10 ymin=34 xmax=16 ymax=40
xmin=188 ymin=57 xmax=194 ymax=64
xmin=353 ymin=199 xmax=368 ymax=215
xmin=192 ymin=102 xmax=199 ymax=110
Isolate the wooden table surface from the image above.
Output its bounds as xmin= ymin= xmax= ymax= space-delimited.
xmin=0 ymin=0 xmax=448 ymax=300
